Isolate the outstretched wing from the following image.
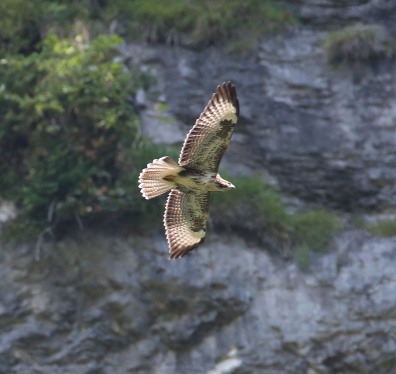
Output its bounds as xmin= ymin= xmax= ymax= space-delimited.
xmin=178 ymin=81 xmax=239 ymax=173
xmin=164 ymin=188 xmax=211 ymax=259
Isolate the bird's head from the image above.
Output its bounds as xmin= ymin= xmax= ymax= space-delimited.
xmin=215 ymin=175 xmax=235 ymax=191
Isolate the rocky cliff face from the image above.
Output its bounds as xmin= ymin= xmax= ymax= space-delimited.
xmin=2 ymin=1 xmax=396 ymax=373
xmin=1 ymin=230 xmax=396 ymax=374
xmin=127 ymin=0 xmax=396 ymax=211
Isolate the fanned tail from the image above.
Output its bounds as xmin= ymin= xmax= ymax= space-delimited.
xmin=138 ymin=156 xmax=182 ymax=199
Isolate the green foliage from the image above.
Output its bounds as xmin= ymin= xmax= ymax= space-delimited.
xmin=0 ymin=33 xmax=158 ymax=235
xmin=93 ymin=0 xmax=298 ymax=49
xmin=0 ymin=0 xmax=95 ymax=54
xmin=0 ymin=0 xmax=297 ymax=54
xmin=0 ymin=0 xmax=42 ymax=54
xmin=296 ymin=245 xmax=310 ymax=272
xmin=367 ymin=219 xmax=396 ymax=238
xmin=351 ymin=213 xmax=365 ymax=230
xmin=212 ymin=175 xmax=342 ymax=259
xmin=225 ymin=37 xmax=257 ymax=54
xmin=292 ymin=209 xmax=342 ymax=253
xmin=350 ymin=215 xmax=396 ymax=238
xmin=323 ymin=24 xmax=396 ymax=66
xmin=215 ymin=177 xmax=287 ymax=219
xmin=0 ymin=0 xmax=333 ymax=257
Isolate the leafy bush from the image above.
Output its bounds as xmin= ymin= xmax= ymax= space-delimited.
xmin=212 ymin=175 xmax=342 ymax=258
xmin=323 ymin=24 xmax=395 ymax=66
xmin=292 ymin=209 xmax=342 ymax=252
xmin=1 ymin=0 xmax=298 ymax=54
xmin=0 ymin=0 xmax=42 ymax=54
xmin=350 ymin=215 xmax=396 ymax=238
xmin=367 ymin=218 xmax=396 ymax=237
xmin=103 ymin=0 xmax=298 ymax=49
xmin=295 ymin=245 xmax=310 ymax=272
xmin=0 ymin=33 xmax=157 ymax=235
xmin=214 ymin=176 xmax=289 ymax=223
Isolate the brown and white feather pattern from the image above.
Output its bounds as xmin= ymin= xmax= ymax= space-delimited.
xmin=164 ymin=188 xmax=210 ymax=259
xmin=138 ymin=156 xmax=181 ymax=199
xmin=138 ymin=82 xmax=239 ymax=259
xmin=178 ymin=81 xmax=239 ymax=173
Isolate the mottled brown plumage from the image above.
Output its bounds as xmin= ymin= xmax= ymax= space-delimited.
xmin=138 ymin=82 xmax=239 ymax=259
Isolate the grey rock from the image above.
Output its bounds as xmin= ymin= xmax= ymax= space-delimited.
xmin=3 ymin=1 xmax=396 ymax=373
xmin=0 ymin=231 xmax=396 ymax=373
xmin=124 ymin=2 xmax=396 ymax=211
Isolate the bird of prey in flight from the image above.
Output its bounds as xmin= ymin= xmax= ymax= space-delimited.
xmin=139 ymin=82 xmax=239 ymax=259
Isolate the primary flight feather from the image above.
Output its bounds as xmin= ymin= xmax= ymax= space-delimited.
xmin=138 ymin=82 xmax=239 ymax=259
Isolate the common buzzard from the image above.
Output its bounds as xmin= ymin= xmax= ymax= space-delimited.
xmin=138 ymin=82 xmax=239 ymax=259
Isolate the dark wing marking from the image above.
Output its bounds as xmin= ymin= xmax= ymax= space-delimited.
xmin=178 ymin=81 xmax=239 ymax=173
xmin=164 ymin=188 xmax=211 ymax=259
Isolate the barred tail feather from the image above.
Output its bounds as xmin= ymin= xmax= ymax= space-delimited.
xmin=138 ymin=156 xmax=182 ymax=199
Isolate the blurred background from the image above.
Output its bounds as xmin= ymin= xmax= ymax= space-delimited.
xmin=1 ymin=0 xmax=396 ymax=373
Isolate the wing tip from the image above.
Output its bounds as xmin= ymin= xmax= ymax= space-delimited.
xmin=217 ymin=81 xmax=234 ymax=93
xmin=216 ymin=81 xmax=239 ymax=117
xmin=168 ymin=238 xmax=205 ymax=260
